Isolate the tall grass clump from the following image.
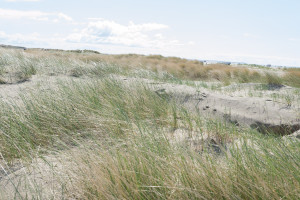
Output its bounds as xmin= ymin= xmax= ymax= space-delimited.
xmin=283 ymin=70 xmax=300 ymax=88
xmin=0 ymin=78 xmax=173 ymax=160
xmin=264 ymin=72 xmax=283 ymax=86
xmin=0 ymin=50 xmax=37 ymax=83
xmin=73 ymin=128 xmax=300 ymax=200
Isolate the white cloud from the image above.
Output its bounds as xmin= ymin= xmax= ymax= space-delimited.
xmin=57 ymin=13 xmax=72 ymax=21
xmin=1 ymin=28 xmax=300 ymax=67
xmin=0 ymin=8 xmax=72 ymax=21
xmin=0 ymin=17 xmax=190 ymax=62
xmin=0 ymin=31 xmax=46 ymax=45
xmin=66 ymin=19 xmax=178 ymax=48
xmin=0 ymin=19 xmax=181 ymax=50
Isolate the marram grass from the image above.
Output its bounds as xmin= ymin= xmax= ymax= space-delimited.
xmin=0 ymin=48 xmax=299 ymax=199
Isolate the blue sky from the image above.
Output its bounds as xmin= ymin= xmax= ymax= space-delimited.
xmin=0 ymin=0 xmax=300 ymax=66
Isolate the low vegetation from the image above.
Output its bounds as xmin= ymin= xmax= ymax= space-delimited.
xmin=18 ymin=48 xmax=300 ymax=88
xmin=0 ymin=51 xmax=36 ymax=83
xmin=283 ymin=68 xmax=300 ymax=88
xmin=0 ymin=48 xmax=299 ymax=199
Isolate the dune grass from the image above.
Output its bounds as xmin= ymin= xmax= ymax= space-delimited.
xmin=75 ymin=132 xmax=300 ymax=200
xmin=0 ymin=77 xmax=299 ymax=199
xmin=0 ymin=48 xmax=299 ymax=199
xmin=283 ymin=68 xmax=300 ymax=88
xmin=0 ymin=50 xmax=37 ymax=84
xmin=9 ymin=48 xmax=300 ymax=88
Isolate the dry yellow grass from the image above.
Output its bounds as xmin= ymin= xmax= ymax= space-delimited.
xmin=22 ymin=48 xmax=300 ymax=88
xmin=281 ymin=68 xmax=300 ymax=87
xmin=25 ymin=49 xmax=265 ymax=82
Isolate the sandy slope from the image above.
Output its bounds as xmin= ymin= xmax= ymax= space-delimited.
xmin=1 ymin=74 xmax=299 ymax=134
xmin=0 ymin=148 xmax=78 ymax=199
xmin=121 ymin=77 xmax=300 ymax=135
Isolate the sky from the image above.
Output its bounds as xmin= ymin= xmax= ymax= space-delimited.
xmin=0 ymin=0 xmax=300 ymax=67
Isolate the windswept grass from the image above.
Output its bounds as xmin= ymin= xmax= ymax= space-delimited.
xmin=0 ymin=48 xmax=299 ymax=199
xmin=264 ymin=72 xmax=283 ymax=86
xmin=0 ymin=50 xmax=36 ymax=83
xmin=0 ymin=77 xmax=299 ymax=199
xmin=0 ymin=78 xmax=174 ymax=160
xmin=75 ymin=132 xmax=300 ymax=200
xmin=283 ymin=69 xmax=300 ymax=88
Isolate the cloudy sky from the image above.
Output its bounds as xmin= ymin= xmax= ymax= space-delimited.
xmin=0 ymin=0 xmax=300 ymax=66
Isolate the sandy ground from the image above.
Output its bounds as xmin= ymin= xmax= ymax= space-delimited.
xmin=121 ymin=77 xmax=300 ymax=135
xmin=0 ymin=148 xmax=79 ymax=199
xmin=0 ymin=75 xmax=58 ymax=104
